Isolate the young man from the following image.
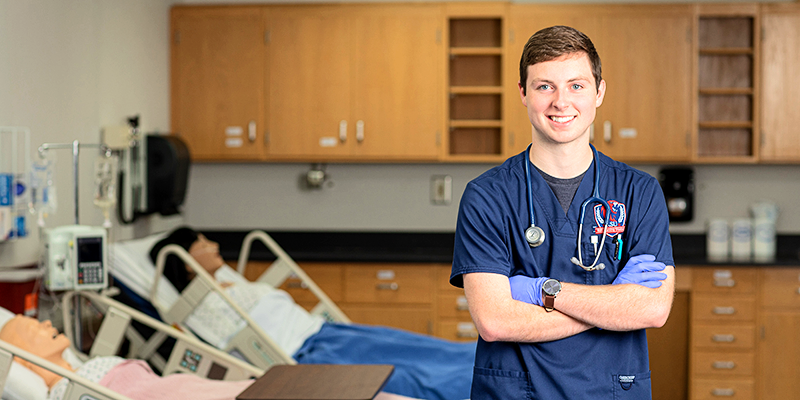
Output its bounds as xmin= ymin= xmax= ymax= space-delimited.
xmin=450 ymin=25 xmax=675 ymax=399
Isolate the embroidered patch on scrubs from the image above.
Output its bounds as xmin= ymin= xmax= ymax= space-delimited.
xmin=593 ymin=200 xmax=626 ymax=236
xmin=618 ymin=375 xmax=636 ymax=390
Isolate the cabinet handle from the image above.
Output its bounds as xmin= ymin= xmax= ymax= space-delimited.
xmin=376 ymin=282 xmax=398 ymax=291
xmin=339 ymin=120 xmax=347 ymax=143
xmin=456 ymin=331 xmax=478 ymax=339
xmin=356 ymin=120 xmax=364 ymax=143
xmin=248 ymin=120 xmax=256 ymax=143
xmin=712 ymin=306 xmax=736 ymax=315
xmin=712 ymin=334 xmax=735 ymax=343
xmin=603 ymin=121 xmax=612 ymax=143
xmin=796 ymin=287 xmax=800 ymax=295
xmin=713 ymin=279 xmax=736 ymax=288
xmin=712 ymin=361 xmax=736 ymax=369
xmin=711 ymin=388 xmax=735 ymax=397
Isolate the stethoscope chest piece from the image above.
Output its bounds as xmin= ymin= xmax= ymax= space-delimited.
xmin=525 ymin=225 xmax=545 ymax=247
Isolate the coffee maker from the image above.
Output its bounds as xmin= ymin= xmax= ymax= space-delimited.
xmin=658 ymin=167 xmax=694 ymax=222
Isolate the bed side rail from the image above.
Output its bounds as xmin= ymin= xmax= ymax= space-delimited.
xmin=153 ymin=245 xmax=295 ymax=371
xmin=63 ymin=290 xmax=263 ymax=381
xmin=0 ymin=339 xmax=132 ymax=400
xmin=236 ymin=230 xmax=350 ymax=323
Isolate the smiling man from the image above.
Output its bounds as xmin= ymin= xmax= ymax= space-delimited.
xmin=450 ymin=26 xmax=675 ymax=399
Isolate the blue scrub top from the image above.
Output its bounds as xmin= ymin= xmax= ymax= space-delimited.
xmin=451 ymin=149 xmax=673 ymax=400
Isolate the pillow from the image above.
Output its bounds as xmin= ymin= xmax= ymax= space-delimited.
xmin=0 ymin=307 xmax=49 ymax=400
xmin=108 ymin=232 xmax=180 ymax=308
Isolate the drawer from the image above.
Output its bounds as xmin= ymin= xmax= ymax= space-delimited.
xmin=692 ymin=268 xmax=757 ymax=295
xmin=760 ymin=268 xmax=800 ymax=308
xmin=280 ymin=264 xmax=343 ymax=303
xmin=436 ymin=320 xmax=478 ymax=342
xmin=344 ymin=265 xmax=434 ymax=304
xmin=692 ymin=324 xmax=755 ymax=351
xmin=437 ymin=292 xmax=471 ymax=319
xmin=692 ymin=351 xmax=754 ymax=377
xmin=692 ymin=295 xmax=756 ymax=323
xmin=340 ymin=305 xmax=432 ymax=335
xmin=692 ymin=379 xmax=754 ymax=400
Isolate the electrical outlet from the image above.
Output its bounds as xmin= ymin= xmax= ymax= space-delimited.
xmin=430 ymin=175 xmax=452 ymax=205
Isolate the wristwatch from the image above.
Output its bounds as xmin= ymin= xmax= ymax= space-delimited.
xmin=542 ymin=278 xmax=562 ymax=312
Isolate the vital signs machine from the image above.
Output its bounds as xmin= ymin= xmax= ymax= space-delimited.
xmin=42 ymin=225 xmax=107 ymax=291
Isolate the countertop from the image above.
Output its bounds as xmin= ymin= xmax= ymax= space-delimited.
xmin=203 ymin=231 xmax=800 ymax=267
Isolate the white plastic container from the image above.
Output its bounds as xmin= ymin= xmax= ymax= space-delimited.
xmin=731 ymin=218 xmax=753 ymax=262
xmin=707 ymin=219 xmax=730 ymax=262
xmin=751 ymin=201 xmax=779 ymax=263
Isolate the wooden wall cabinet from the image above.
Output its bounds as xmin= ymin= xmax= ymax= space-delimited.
xmin=507 ymin=4 xmax=693 ymax=163
xmin=694 ymin=4 xmax=759 ymax=163
xmin=268 ymin=4 xmax=443 ymax=162
xmin=759 ymin=4 xmax=800 ymax=163
xmin=444 ymin=3 xmax=508 ymax=162
xmin=170 ymin=6 xmax=269 ymax=161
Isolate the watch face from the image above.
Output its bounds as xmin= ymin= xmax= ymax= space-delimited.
xmin=543 ymin=279 xmax=561 ymax=295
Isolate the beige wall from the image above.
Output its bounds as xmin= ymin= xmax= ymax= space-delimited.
xmin=0 ymin=0 xmax=179 ymax=267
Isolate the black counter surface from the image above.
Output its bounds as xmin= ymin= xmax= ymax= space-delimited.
xmin=202 ymin=230 xmax=800 ymax=267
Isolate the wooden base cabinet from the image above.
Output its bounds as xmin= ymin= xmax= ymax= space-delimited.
xmin=689 ymin=267 xmax=757 ymax=400
xmin=757 ymin=268 xmax=800 ymax=399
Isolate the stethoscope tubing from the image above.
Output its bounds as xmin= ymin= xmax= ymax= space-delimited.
xmin=524 ymin=143 xmax=611 ymax=271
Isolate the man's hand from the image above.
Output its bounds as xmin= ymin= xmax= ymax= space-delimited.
xmin=509 ymin=275 xmax=549 ymax=307
xmin=613 ymin=254 xmax=667 ymax=288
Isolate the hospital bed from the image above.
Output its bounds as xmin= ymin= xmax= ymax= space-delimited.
xmin=108 ymin=230 xmax=349 ymax=371
xmin=0 ymin=301 xmax=259 ymax=400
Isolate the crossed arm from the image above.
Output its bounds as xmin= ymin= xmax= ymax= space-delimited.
xmin=463 ymin=258 xmax=675 ymax=343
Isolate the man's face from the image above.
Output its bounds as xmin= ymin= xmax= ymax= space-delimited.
xmin=1 ymin=316 xmax=70 ymax=359
xmin=519 ymin=53 xmax=605 ymax=146
xmin=189 ymin=234 xmax=224 ymax=274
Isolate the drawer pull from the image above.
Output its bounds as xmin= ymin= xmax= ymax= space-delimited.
xmin=376 ymin=282 xmax=399 ymax=291
xmin=711 ymin=388 xmax=735 ymax=397
xmin=712 ymin=361 xmax=736 ymax=369
xmin=712 ymin=334 xmax=735 ymax=343
xmin=456 ymin=331 xmax=478 ymax=339
xmin=713 ymin=279 xmax=736 ymax=288
xmin=456 ymin=295 xmax=469 ymax=311
xmin=712 ymin=306 xmax=736 ymax=315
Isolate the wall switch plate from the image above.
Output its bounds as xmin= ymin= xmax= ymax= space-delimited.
xmin=431 ymin=175 xmax=452 ymax=205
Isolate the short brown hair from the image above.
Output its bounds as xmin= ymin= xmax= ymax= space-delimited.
xmin=519 ymin=25 xmax=602 ymax=95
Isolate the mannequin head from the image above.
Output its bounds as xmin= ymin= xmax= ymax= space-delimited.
xmin=150 ymin=226 xmax=225 ymax=292
xmin=0 ymin=315 xmax=73 ymax=387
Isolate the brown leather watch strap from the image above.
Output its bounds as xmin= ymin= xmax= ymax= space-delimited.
xmin=544 ymin=294 xmax=555 ymax=311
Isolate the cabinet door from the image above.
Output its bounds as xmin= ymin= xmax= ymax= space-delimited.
xmin=171 ymin=7 xmax=267 ymax=161
xmin=268 ymin=6 xmax=353 ymax=158
xmin=758 ymin=312 xmax=800 ymax=399
xmin=594 ymin=6 xmax=693 ymax=162
xmin=351 ymin=5 xmax=443 ymax=160
xmin=760 ymin=6 xmax=800 ymax=162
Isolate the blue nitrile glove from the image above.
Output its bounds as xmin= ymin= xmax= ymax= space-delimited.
xmin=509 ymin=275 xmax=549 ymax=307
xmin=613 ymin=254 xmax=668 ymax=288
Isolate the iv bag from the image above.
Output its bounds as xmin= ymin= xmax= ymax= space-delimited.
xmin=30 ymin=153 xmax=57 ymax=216
xmin=94 ymin=155 xmax=118 ymax=211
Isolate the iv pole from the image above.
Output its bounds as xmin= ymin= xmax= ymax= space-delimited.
xmin=37 ymin=140 xmax=112 ymax=353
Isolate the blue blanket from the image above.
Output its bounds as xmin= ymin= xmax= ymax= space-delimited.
xmin=294 ymin=323 xmax=475 ymax=400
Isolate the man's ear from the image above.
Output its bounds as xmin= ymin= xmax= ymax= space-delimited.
xmin=518 ymin=81 xmax=528 ymax=106
xmin=595 ymin=79 xmax=606 ymax=108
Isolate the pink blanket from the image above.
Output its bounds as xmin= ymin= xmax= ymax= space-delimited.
xmin=99 ymin=360 xmax=253 ymax=400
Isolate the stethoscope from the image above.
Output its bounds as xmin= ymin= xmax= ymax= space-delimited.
xmin=523 ymin=143 xmax=611 ymax=271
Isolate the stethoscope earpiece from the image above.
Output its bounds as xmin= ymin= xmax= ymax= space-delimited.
xmin=525 ymin=225 xmax=545 ymax=247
